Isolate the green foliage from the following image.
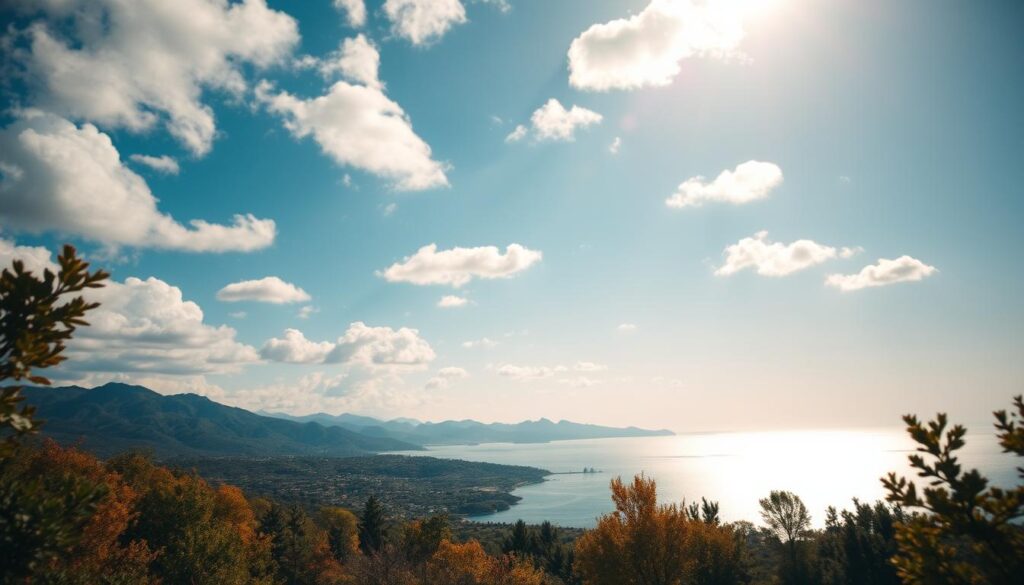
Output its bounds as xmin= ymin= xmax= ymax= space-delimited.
xmin=881 ymin=397 xmax=1024 ymax=584
xmin=0 ymin=245 xmax=108 ymax=457
xmin=360 ymin=495 xmax=388 ymax=554
xmin=319 ymin=506 xmax=361 ymax=563
xmin=0 ymin=445 xmax=108 ymax=580
xmin=759 ymin=491 xmax=813 ymax=585
xmin=817 ymin=500 xmax=903 ymax=585
xmin=260 ymin=503 xmax=346 ymax=585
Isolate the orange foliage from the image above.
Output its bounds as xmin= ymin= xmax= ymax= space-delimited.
xmin=574 ymin=474 xmax=745 ymax=585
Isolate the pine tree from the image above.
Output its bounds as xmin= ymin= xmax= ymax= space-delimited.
xmin=358 ymin=495 xmax=387 ymax=554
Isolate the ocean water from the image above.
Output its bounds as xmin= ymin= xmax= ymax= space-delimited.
xmin=393 ymin=428 xmax=1017 ymax=528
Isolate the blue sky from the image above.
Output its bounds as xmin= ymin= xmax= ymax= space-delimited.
xmin=1 ymin=0 xmax=1021 ymax=430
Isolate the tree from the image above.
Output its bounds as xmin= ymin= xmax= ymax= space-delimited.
xmin=0 ymin=245 xmax=108 ymax=456
xmin=759 ymin=490 xmax=812 ymax=584
xmin=319 ymin=506 xmax=361 ymax=563
xmin=574 ymin=474 xmax=746 ymax=585
xmin=261 ymin=504 xmax=346 ymax=585
xmin=360 ymin=495 xmax=388 ymax=554
xmin=881 ymin=397 xmax=1024 ymax=584
xmin=817 ymin=500 xmax=903 ymax=585
xmin=427 ymin=539 xmax=550 ymax=585
xmin=402 ymin=513 xmax=451 ymax=565
xmin=0 ymin=246 xmax=109 ymax=580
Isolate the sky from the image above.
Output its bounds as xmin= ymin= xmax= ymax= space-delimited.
xmin=0 ymin=0 xmax=1021 ymax=431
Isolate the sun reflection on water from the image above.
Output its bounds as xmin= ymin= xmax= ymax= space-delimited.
xmin=403 ymin=428 xmax=1014 ymax=528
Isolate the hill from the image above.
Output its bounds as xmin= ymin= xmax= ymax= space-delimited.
xmin=21 ymin=383 xmax=420 ymax=458
xmin=269 ymin=411 xmax=675 ymax=445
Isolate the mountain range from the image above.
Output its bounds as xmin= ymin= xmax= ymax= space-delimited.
xmin=264 ymin=411 xmax=674 ymax=445
xmin=19 ymin=383 xmax=673 ymax=458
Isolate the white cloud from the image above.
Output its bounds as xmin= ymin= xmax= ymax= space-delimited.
xmin=383 ymin=202 xmax=398 ymax=216
xmin=438 ymin=295 xmax=469 ymax=308
xmin=65 ymin=276 xmax=259 ymax=375
xmin=297 ymin=305 xmax=319 ymax=319
xmin=229 ymin=311 xmax=247 ymax=319
xmin=717 ymin=231 xmax=858 ymax=277
xmin=216 ymin=276 xmax=311 ymax=304
xmin=255 ymin=52 xmax=449 ymax=191
xmin=317 ymin=34 xmax=381 ymax=88
xmin=384 ymin=0 xmax=467 ymax=45
xmin=334 ymin=0 xmax=367 ymax=27
xmin=560 ymin=376 xmax=601 ymax=388
xmin=379 ymin=243 xmax=542 ymax=287
xmin=574 ymin=361 xmax=608 ymax=372
xmin=462 ymin=337 xmax=497 ymax=349
xmin=617 ymin=323 xmax=638 ymax=333
xmin=0 ymin=236 xmax=59 ymax=275
xmin=497 ymin=364 xmax=561 ymax=380
xmin=128 ymin=154 xmax=180 ymax=175
xmin=666 ymin=161 xmax=783 ymax=208
xmin=568 ymin=0 xmax=746 ymax=91
xmin=261 ymin=322 xmax=436 ymax=368
xmin=426 ymin=366 xmax=469 ymax=389
xmin=826 ymin=256 xmax=938 ymax=292
xmin=0 ymin=113 xmax=276 ymax=252
xmin=0 ymin=237 xmax=257 ymax=376
xmin=504 ymin=124 xmax=528 ymax=143
xmin=508 ymin=99 xmax=603 ymax=143
xmin=10 ymin=0 xmax=299 ymax=156
xmin=259 ymin=329 xmax=335 ymax=364
xmin=609 ymin=136 xmax=622 ymax=154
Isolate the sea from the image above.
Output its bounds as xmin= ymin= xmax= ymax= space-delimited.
xmin=392 ymin=427 xmax=1017 ymax=528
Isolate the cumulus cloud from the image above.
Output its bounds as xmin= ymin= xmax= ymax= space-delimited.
xmin=574 ymin=361 xmax=607 ymax=372
xmin=261 ymin=322 xmax=436 ymax=368
xmin=617 ymin=323 xmax=638 ymax=333
xmin=497 ymin=364 xmax=564 ymax=380
xmin=717 ymin=231 xmax=858 ymax=277
xmin=507 ymin=99 xmax=603 ymax=143
xmin=666 ymin=161 xmax=783 ymax=208
xmin=9 ymin=0 xmax=299 ymax=156
xmin=384 ymin=0 xmax=467 ymax=45
xmin=826 ymin=256 xmax=937 ymax=291
xmin=259 ymin=329 xmax=335 ymax=363
xmin=334 ymin=0 xmax=367 ymax=27
xmin=462 ymin=337 xmax=497 ymax=349
xmin=64 ymin=276 xmax=260 ymax=376
xmin=128 ymin=154 xmax=180 ymax=175
xmin=437 ymin=295 xmax=469 ymax=308
xmin=426 ymin=366 xmax=469 ymax=389
xmin=0 ymin=113 xmax=275 ymax=252
xmin=317 ymin=34 xmax=381 ymax=88
xmin=568 ymin=0 xmax=746 ymax=91
xmin=255 ymin=42 xmax=449 ymax=191
xmin=216 ymin=276 xmax=311 ymax=304
xmin=609 ymin=137 xmax=622 ymax=154
xmin=380 ymin=243 xmax=542 ymax=287
xmin=0 ymin=236 xmax=58 ymax=275
xmin=297 ymin=305 xmax=319 ymax=319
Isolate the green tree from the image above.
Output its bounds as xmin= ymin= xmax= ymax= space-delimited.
xmin=0 ymin=246 xmax=109 ymax=580
xmin=759 ymin=490 xmax=813 ymax=585
xmin=0 ymin=245 xmax=108 ymax=456
xmin=360 ymin=495 xmax=388 ymax=554
xmin=816 ymin=500 xmax=902 ymax=585
xmin=319 ymin=506 xmax=361 ymax=563
xmin=881 ymin=396 xmax=1024 ymax=584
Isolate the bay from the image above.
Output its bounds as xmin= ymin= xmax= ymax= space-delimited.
xmin=393 ymin=427 xmax=1015 ymax=528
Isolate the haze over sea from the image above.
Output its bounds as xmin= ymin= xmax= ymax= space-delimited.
xmin=396 ymin=428 xmax=1015 ymax=529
